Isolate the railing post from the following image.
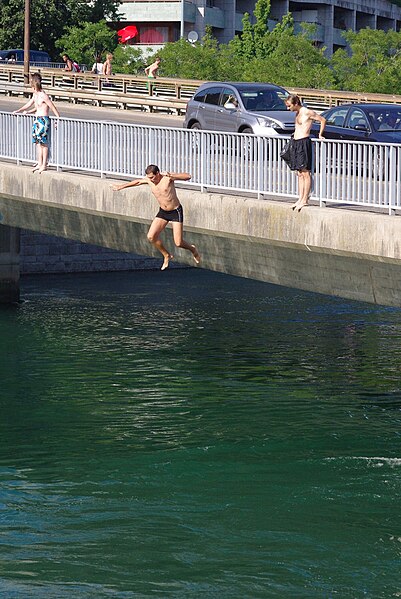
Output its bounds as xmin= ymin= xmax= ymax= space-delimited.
xmin=388 ymin=144 xmax=396 ymax=216
xmin=16 ymin=115 xmax=21 ymax=166
xmin=318 ymin=139 xmax=327 ymax=208
xmin=200 ymin=131 xmax=206 ymax=193
xmin=100 ymin=122 xmax=105 ymax=179
xmin=149 ymin=126 xmax=155 ymax=168
xmin=55 ymin=116 xmax=61 ymax=172
xmin=257 ymin=135 xmax=262 ymax=200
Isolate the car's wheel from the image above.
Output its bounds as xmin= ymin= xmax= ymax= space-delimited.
xmin=241 ymin=127 xmax=253 ymax=134
xmin=190 ymin=122 xmax=201 ymax=130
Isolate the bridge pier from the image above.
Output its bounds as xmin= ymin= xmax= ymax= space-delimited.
xmin=0 ymin=225 xmax=20 ymax=303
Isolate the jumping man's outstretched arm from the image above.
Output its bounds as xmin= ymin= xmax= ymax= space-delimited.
xmin=163 ymin=172 xmax=191 ymax=181
xmin=111 ymin=178 xmax=148 ymax=191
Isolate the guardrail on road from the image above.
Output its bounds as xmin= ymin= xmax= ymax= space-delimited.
xmin=0 ymin=112 xmax=400 ymax=215
xmin=1 ymin=65 xmax=401 ymax=115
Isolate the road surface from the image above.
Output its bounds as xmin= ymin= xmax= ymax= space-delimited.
xmin=0 ymin=96 xmax=184 ymax=128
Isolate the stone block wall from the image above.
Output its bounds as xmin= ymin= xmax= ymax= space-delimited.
xmin=20 ymin=229 xmax=176 ymax=274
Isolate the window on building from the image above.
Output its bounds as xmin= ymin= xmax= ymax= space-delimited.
xmin=139 ymin=27 xmax=169 ymax=44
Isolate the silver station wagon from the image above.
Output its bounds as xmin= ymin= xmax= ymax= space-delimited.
xmin=183 ymin=82 xmax=295 ymax=136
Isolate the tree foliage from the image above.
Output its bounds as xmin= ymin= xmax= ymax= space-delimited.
xmin=331 ymin=28 xmax=401 ymax=94
xmin=156 ymin=15 xmax=333 ymax=90
xmin=112 ymin=45 xmax=145 ymax=75
xmin=149 ymin=30 xmax=223 ymax=80
xmin=56 ymin=21 xmax=118 ymax=66
xmin=0 ymin=0 xmax=121 ymax=60
xmin=3 ymin=0 xmax=399 ymax=95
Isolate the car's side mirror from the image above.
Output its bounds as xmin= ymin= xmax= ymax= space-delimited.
xmin=354 ymin=124 xmax=368 ymax=131
xmin=224 ymin=102 xmax=237 ymax=110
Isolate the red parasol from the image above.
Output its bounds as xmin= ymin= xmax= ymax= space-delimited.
xmin=118 ymin=25 xmax=139 ymax=43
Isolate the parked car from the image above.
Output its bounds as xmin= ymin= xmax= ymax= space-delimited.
xmin=0 ymin=49 xmax=51 ymax=63
xmin=312 ymin=103 xmax=401 ymax=143
xmin=183 ymin=82 xmax=295 ymax=136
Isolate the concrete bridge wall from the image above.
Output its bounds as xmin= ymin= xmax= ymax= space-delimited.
xmin=1 ymin=163 xmax=401 ymax=306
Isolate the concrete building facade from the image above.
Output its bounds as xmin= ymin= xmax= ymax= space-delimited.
xmin=118 ymin=0 xmax=401 ymax=55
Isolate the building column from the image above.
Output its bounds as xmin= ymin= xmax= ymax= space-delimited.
xmin=0 ymin=225 xmax=20 ymax=303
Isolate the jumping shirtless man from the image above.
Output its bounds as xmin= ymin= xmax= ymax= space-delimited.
xmin=112 ymin=165 xmax=201 ymax=271
xmin=13 ymin=72 xmax=60 ymax=173
xmin=284 ymin=94 xmax=326 ymax=212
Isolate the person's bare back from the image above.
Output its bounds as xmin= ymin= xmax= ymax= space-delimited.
xmin=294 ymin=106 xmax=317 ymax=140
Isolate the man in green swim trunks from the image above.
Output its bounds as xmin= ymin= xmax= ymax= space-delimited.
xmin=145 ymin=58 xmax=161 ymax=93
xmin=145 ymin=57 xmax=161 ymax=79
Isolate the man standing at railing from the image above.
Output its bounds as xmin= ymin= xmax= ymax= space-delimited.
xmin=12 ymin=72 xmax=60 ymax=174
xmin=284 ymin=94 xmax=326 ymax=212
xmin=111 ymin=165 xmax=201 ymax=271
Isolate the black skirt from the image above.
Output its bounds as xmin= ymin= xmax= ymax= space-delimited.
xmin=284 ymin=137 xmax=313 ymax=172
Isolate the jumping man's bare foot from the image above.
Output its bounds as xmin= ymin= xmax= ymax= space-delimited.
xmin=32 ymin=165 xmax=41 ymax=173
xmin=161 ymin=254 xmax=174 ymax=271
xmin=38 ymin=166 xmax=47 ymax=174
xmin=191 ymin=245 xmax=201 ymax=264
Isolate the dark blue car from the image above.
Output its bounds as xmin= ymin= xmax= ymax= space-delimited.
xmin=312 ymin=103 xmax=401 ymax=143
xmin=0 ymin=49 xmax=51 ymax=64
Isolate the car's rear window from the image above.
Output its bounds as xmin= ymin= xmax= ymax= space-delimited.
xmin=368 ymin=108 xmax=401 ymax=132
xmin=193 ymin=90 xmax=207 ymax=103
xmin=193 ymin=87 xmax=222 ymax=105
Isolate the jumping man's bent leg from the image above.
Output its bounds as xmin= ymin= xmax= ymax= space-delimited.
xmin=172 ymin=222 xmax=200 ymax=264
xmin=147 ymin=217 xmax=172 ymax=270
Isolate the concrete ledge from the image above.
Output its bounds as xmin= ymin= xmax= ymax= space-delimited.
xmin=1 ymin=162 xmax=401 ymax=305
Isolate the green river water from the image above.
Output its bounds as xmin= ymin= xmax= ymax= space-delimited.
xmin=0 ymin=269 xmax=400 ymax=598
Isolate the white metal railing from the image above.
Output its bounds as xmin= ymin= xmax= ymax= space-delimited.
xmin=1 ymin=112 xmax=400 ymax=215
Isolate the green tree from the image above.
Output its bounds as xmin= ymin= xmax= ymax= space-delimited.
xmin=152 ymin=29 xmax=223 ymax=80
xmin=229 ymin=13 xmax=255 ymax=61
xmin=253 ymin=0 xmax=272 ymax=57
xmin=0 ymin=0 xmax=121 ymax=60
xmin=56 ymin=20 xmax=118 ymax=66
xmin=332 ymin=28 xmax=401 ymax=93
xmin=111 ymin=45 xmax=145 ymax=75
xmin=258 ymin=22 xmax=334 ymax=88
